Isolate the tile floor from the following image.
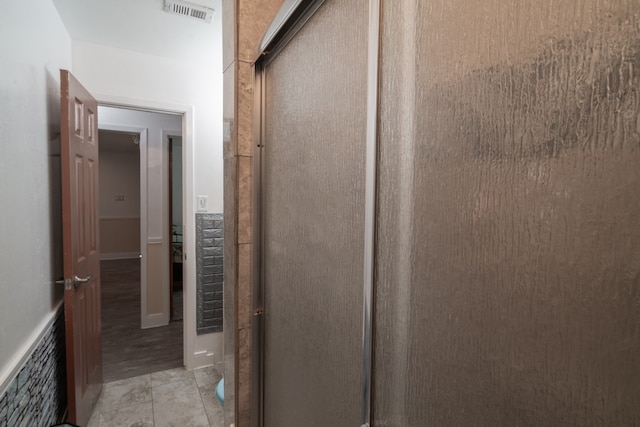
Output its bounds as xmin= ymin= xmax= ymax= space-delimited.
xmin=87 ymin=366 xmax=224 ymax=427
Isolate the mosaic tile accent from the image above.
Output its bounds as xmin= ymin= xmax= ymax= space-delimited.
xmin=196 ymin=213 xmax=224 ymax=335
xmin=0 ymin=309 xmax=66 ymax=427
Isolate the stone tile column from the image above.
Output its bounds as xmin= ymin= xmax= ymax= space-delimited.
xmin=222 ymin=1 xmax=284 ymax=426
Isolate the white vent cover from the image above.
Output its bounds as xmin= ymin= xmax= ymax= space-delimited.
xmin=164 ymin=0 xmax=214 ymax=23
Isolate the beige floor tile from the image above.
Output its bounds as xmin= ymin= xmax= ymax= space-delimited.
xmin=98 ymin=402 xmax=154 ymax=427
xmin=193 ymin=366 xmax=222 ymax=390
xmin=87 ymin=367 xmax=225 ymax=427
xmin=86 ymin=410 xmax=100 ymax=427
xmin=150 ymin=367 xmax=195 ymax=387
xmin=100 ymin=374 xmax=152 ymax=413
xmin=199 ymin=384 xmax=224 ymax=427
xmin=152 ymin=379 xmax=210 ymax=427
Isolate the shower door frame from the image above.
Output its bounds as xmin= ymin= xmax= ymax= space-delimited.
xmin=251 ymin=1 xmax=382 ymax=426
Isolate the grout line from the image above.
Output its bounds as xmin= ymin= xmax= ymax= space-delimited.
xmin=151 ymin=385 xmax=156 ymax=427
xmin=195 ymin=373 xmax=213 ymax=427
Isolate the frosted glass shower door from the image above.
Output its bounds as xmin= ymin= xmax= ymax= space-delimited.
xmin=260 ymin=1 xmax=369 ymax=426
xmin=373 ymin=1 xmax=640 ymax=426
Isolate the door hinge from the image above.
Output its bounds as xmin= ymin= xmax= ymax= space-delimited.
xmin=253 ymin=308 xmax=264 ymax=317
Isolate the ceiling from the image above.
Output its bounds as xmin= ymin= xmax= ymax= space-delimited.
xmin=52 ymin=0 xmax=221 ymax=65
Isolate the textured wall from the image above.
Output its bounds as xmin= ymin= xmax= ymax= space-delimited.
xmin=196 ymin=213 xmax=224 ymax=335
xmin=374 ymin=1 xmax=640 ymax=425
xmin=261 ymin=0 xmax=369 ymax=425
xmin=0 ymin=311 xmax=66 ymax=427
xmin=0 ymin=0 xmax=70 ymax=383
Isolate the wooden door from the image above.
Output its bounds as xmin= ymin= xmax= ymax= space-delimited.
xmin=60 ymin=69 xmax=102 ymax=426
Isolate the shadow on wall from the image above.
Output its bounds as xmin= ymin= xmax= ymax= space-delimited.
xmin=45 ymin=68 xmax=64 ymax=307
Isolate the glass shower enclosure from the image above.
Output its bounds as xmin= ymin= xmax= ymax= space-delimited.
xmin=254 ymin=0 xmax=640 ymax=426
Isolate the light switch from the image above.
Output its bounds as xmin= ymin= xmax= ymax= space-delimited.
xmin=197 ymin=195 xmax=208 ymax=212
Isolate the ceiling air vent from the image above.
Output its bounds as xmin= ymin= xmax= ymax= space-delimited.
xmin=163 ymin=0 xmax=214 ymax=23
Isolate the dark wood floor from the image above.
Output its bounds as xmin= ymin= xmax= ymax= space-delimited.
xmin=101 ymin=259 xmax=183 ymax=382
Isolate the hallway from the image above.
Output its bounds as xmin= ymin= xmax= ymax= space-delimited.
xmin=101 ymin=259 xmax=182 ymax=383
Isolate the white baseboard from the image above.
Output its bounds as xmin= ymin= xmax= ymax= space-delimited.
xmin=100 ymin=252 xmax=140 ymax=261
xmin=186 ymin=350 xmax=215 ymax=370
xmin=141 ymin=312 xmax=169 ymax=329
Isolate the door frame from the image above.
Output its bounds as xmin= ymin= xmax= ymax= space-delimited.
xmin=165 ymin=130 xmax=183 ymax=322
xmin=95 ymin=94 xmax=202 ymax=369
xmin=97 ymin=124 xmax=150 ymax=327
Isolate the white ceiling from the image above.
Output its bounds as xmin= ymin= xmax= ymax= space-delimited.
xmin=52 ymin=0 xmax=220 ymax=65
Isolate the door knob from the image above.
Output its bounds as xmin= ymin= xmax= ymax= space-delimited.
xmin=54 ymin=275 xmax=93 ymax=289
xmin=74 ymin=275 xmax=93 ymax=287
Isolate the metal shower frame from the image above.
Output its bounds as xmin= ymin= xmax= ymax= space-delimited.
xmin=251 ymin=1 xmax=381 ymax=425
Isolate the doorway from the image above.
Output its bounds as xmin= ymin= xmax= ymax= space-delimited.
xmin=98 ymin=106 xmax=185 ymax=382
xmin=169 ymin=136 xmax=183 ymax=322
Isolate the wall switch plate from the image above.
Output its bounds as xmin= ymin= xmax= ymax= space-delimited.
xmin=197 ymin=195 xmax=208 ymax=212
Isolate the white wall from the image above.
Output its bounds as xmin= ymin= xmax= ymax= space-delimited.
xmin=71 ymin=38 xmax=224 ymax=213
xmin=99 ymin=142 xmax=141 ymax=258
xmin=72 ymin=7 xmax=225 ymax=367
xmin=0 ymin=0 xmax=71 ymax=389
xmin=99 ymin=150 xmax=141 ymax=219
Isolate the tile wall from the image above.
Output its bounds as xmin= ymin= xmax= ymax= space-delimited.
xmin=0 ymin=309 xmax=66 ymax=427
xmin=221 ymin=0 xmax=284 ymax=425
xmin=196 ymin=213 xmax=224 ymax=335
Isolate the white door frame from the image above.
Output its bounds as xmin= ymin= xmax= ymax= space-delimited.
xmin=97 ymin=124 xmax=150 ymax=327
xmin=96 ymin=93 xmax=202 ymax=369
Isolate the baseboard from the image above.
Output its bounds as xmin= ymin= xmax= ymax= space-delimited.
xmin=0 ymin=300 xmax=64 ymax=396
xmin=141 ymin=312 xmax=169 ymax=329
xmin=186 ymin=350 xmax=215 ymax=370
xmin=100 ymin=252 xmax=140 ymax=261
